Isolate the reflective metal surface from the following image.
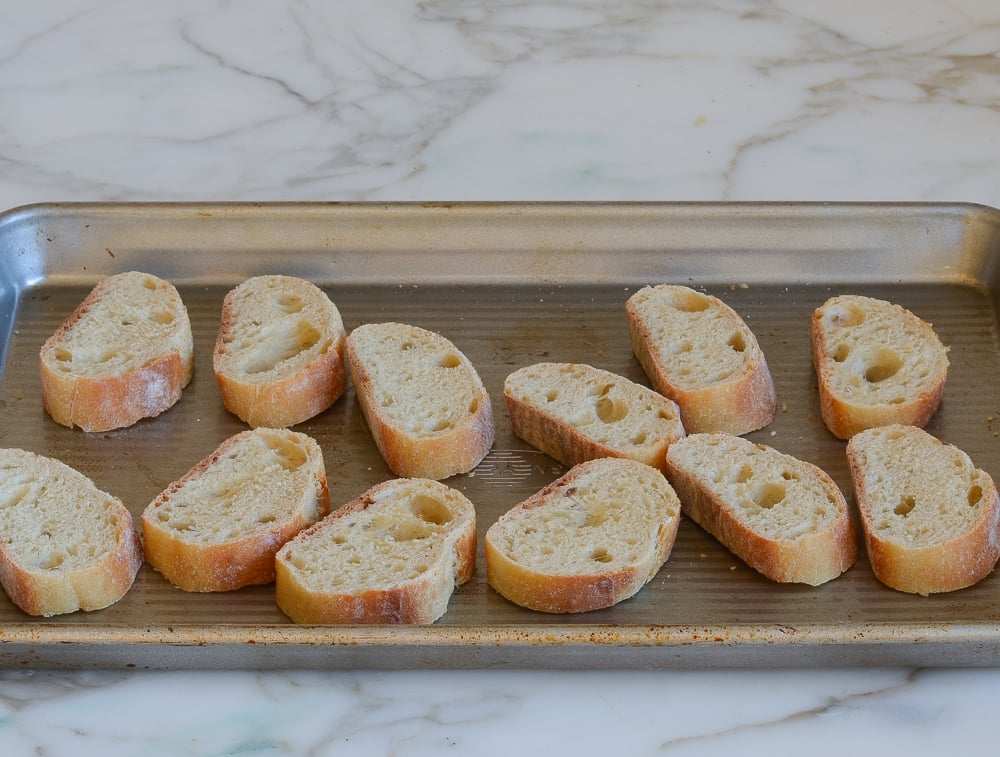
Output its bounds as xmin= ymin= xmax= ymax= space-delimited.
xmin=0 ymin=201 xmax=998 ymax=668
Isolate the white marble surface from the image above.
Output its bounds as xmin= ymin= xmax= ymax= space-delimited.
xmin=1 ymin=0 xmax=1000 ymax=754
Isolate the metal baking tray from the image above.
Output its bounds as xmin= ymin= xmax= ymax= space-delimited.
xmin=1 ymin=201 xmax=1000 ymax=669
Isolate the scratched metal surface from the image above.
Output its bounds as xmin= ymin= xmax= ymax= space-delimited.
xmin=0 ymin=201 xmax=999 ymax=669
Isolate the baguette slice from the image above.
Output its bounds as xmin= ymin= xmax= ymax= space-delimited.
xmin=275 ymin=477 xmax=477 ymax=624
xmin=40 ymin=271 xmax=194 ymax=432
xmin=141 ymin=428 xmax=329 ymax=592
xmin=485 ymin=458 xmax=681 ymax=613
xmin=0 ymin=448 xmax=142 ymax=616
xmin=213 ymin=275 xmax=347 ymax=428
xmin=811 ymin=294 xmax=949 ymax=439
xmin=504 ymin=362 xmax=685 ymax=471
xmin=664 ymin=433 xmax=857 ymax=585
xmin=346 ymin=322 xmax=495 ymax=479
xmin=846 ymin=425 xmax=1000 ymax=595
xmin=625 ymin=284 xmax=776 ymax=435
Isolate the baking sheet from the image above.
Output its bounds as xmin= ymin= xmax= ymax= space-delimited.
xmin=1 ymin=201 xmax=999 ymax=669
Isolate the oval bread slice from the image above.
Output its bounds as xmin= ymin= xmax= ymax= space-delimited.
xmin=811 ymin=295 xmax=949 ymax=439
xmin=625 ymin=284 xmax=776 ymax=435
xmin=39 ymin=271 xmax=194 ymax=432
xmin=504 ymin=362 xmax=685 ymax=471
xmin=0 ymin=448 xmax=142 ymax=616
xmin=664 ymin=433 xmax=857 ymax=585
xmin=141 ymin=428 xmax=329 ymax=592
xmin=213 ymin=275 xmax=347 ymax=428
xmin=275 ymin=477 xmax=477 ymax=624
xmin=484 ymin=457 xmax=681 ymax=613
xmin=346 ymin=322 xmax=495 ymax=480
xmin=846 ymin=425 xmax=1000 ymax=595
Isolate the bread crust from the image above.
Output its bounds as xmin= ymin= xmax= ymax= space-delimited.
xmin=0 ymin=449 xmax=142 ymax=617
xmin=213 ymin=276 xmax=347 ymax=428
xmin=485 ymin=458 xmax=680 ymax=613
xmin=275 ymin=478 xmax=477 ymax=624
xmin=625 ymin=285 xmax=776 ymax=435
xmin=503 ymin=362 xmax=685 ymax=472
xmin=346 ymin=323 xmax=495 ymax=480
xmin=39 ymin=272 xmax=194 ymax=432
xmin=141 ymin=429 xmax=330 ymax=592
xmin=664 ymin=434 xmax=858 ymax=585
xmin=846 ymin=426 xmax=1000 ymax=595
xmin=810 ymin=295 xmax=948 ymax=439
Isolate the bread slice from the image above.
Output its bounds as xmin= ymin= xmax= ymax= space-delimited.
xmin=39 ymin=271 xmax=194 ymax=432
xmin=664 ymin=433 xmax=857 ymax=585
xmin=346 ymin=322 xmax=495 ymax=480
xmin=846 ymin=425 xmax=1000 ymax=595
xmin=484 ymin=457 xmax=681 ymax=613
xmin=141 ymin=428 xmax=329 ymax=592
xmin=504 ymin=362 xmax=685 ymax=472
xmin=275 ymin=477 xmax=476 ymax=624
xmin=625 ymin=284 xmax=776 ymax=435
xmin=811 ymin=294 xmax=949 ymax=439
xmin=0 ymin=448 xmax=142 ymax=616
xmin=213 ymin=275 xmax=347 ymax=428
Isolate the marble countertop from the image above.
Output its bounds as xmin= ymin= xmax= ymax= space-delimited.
xmin=2 ymin=1 xmax=1000 ymax=754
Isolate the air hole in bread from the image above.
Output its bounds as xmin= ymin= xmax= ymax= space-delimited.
xmin=242 ymin=322 xmax=321 ymax=375
xmin=142 ymin=277 xmax=159 ymax=290
xmin=590 ymin=383 xmax=614 ymax=397
xmin=258 ymin=514 xmax=277 ymax=524
xmin=439 ymin=354 xmax=461 ymax=369
xmin=864 ymin=349 xmax=903 ymax=383
xmin=332 ymin=535 xmax=346 ymax=545
xmin=432 ymin=419 xmax=453 ymax=432
xmin=401 ymin=341 xmax=414 ymax=351
xmin=823 ymin=304 xmax=865 ymax=328
xmin=832 ymin=344 xmax=850 ymax=363
xmin=410 ymin=494 xmax=453 ymax=526
xmin=895 ymin=495 xmax=916 ymax=517
xmin=150 ymin=310 xmax=175 ymax=325
xmin=39 ymin=552 xmax=64 ymax=570
xmin=751 ymin=482 xmax=786 ymax=509
xmin=781 ymin=470 xmax=800 ymax=481
xmin=728 ymin=333 xmax=746 ymax=353
xmin=595 ymin=396 xmax=628 ymax=423
xmin=733 ymin=464 xmax=753 ymax=483
xmin=631 ymin=431 xmax=648 ymax=445
xmin=257 ymin=433 xmax=308 ymax=471
xmin=277 ymin=293 xmax=305 ymax=313
xmin=545 ymin=389 xmax=558 ymax=402
xmin=54 ymin=348 xmax=73 ymax=363
xmin=969 ymin=485 xmax=983 ymax=506
xmin=591 ymin=548 xmax=613 ymax=563
xmin=671 ymin=290 xmax=711 ymax=312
